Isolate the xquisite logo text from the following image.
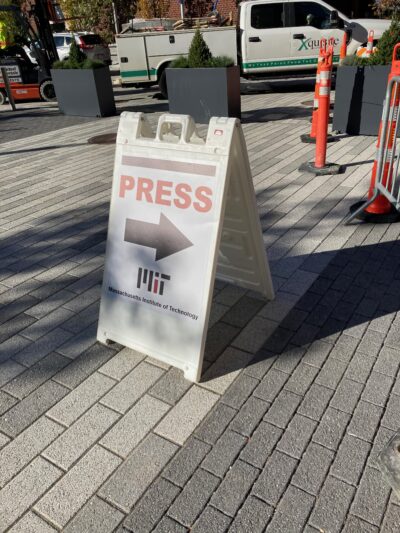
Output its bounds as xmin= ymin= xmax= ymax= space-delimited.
xmin=298 ymin=37 xmax=339 ymax=51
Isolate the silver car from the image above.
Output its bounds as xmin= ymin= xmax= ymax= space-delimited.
xmin=53 ymin=32 xmax=111 ymax=64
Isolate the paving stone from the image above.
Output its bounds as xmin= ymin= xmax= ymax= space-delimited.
xmin=277 ymin=414 xmax=317 ymax=459
xmin=0 ymin=457 xmax=62 ymax=531
xmin=211 ymin=459 xmax=259 ymax=517
xmin=313 ymin=407 xmax=351 ymax=450
xmin=204 ymin=322 xmax=240 ymax=363
xmin=271 ymin=345 xmax=305 ymax=374
xmin=100 ymin=395 xmax=170 ymax=459
xmin=220 ymin=372 xmax=259 ymax=410
xmin=2 ymin=352 xmax=69 ymax=399
xmin=163 ymin=437 xmax=211 ymax=488
xmin=191 ymin=505 xmax=231 ymax=533
xmin=342 ymin=515 xmax=379 ymax=533
xmin=343 ymin=350 xmax=374 ymax=383
xmin=284 ymin=363 xmax=319 ymax=396
xmin=100 ymin=433 xmax=178 ymax=513
xmin=374 ymin=346 xmax=400 ymax=377
xmin=264 ymin=389 xmax=302 ymax=429
xmin=243 ymin=350 xmax=276 ymax=380
xmin=229 ymin=395 xmax=270 ymax=436
xmin=292 ymin=441 xmax=334 ymax=495
xmin=123 ymin=478 xmax=180 ymax=533
xmin=0 ymin=312 xmax=37 ymax=344
xmin=266 ymin=486 xmax=315 ymax=532
xmin=347 ymin=400 xmax=383 ymax=443
xmin=194 ymin=402 xmax=236 ymax=445
xmin=297 ymin=383 xmax=334 ymax=421
xmin=362 ymin=371 xmax=393 ymax=407
xmin=351 ymin=467 xmax=391 ymax=527
xmin=202 ymin=430 xmax=247 ymax=478
xmin=200 ymin=347 xmax=253 ymax=395
xmin=330 ymin=378 xmax=364 ymax=414
xmin=240 ymin=421 xmax=282 ymax=469
xmin=47 ymin=372 xmax=116 ymax=427
xmin=21 ymin=307 xmax=74 ymax=341
xmin=168 ymin=468 xmax=220 ymax=526
xmin=150 ymin=367 xmax=191 ymax=405
xmin=8 ymin=512 xmax=58 ymax=532
xmin=259 ymin=291 xmax=298 ymax=321
xmin=252 ymin=450 xmax=298 ymax=506
xmin=232 ymin=316 xmax=278 ymax=354
xmin=221 ymin=295 xmax=265 ymax=328
xmin=358 ymin=330 xmax=385 ymax=358
xmin=0 ymin=359 xmax=26 ymax=388
xmin=330 ymin=434 xmax=371 ymax=485
xmin=155 ymin=386 xmax=218 ymax=446
xmin=302 ymin=340 xmax=332 ymax=368
xmin=43 ymin=403 xmax=120 ymax=470
xmin=63 ymin=496 xmax=124 ymax=533
xmin=290 ymin=322 xmax=320 ymax=346
xmin=229 ymin=495 xmax=273 ymax=533
xmin=53 ymin=342 xmax=118 ymax=389
xmin=331 ymin=335 xmax=360 ymax=363
xmin=253 ymin=368 xmax=289 ymax=403
xmin=152 ymin=517 xmax=188 ymax=533
xmin=35 ymin=445 xmax=121 ymax=528
xmin=345 ymin=314 xmax=370 ymax=339
xmin=381 ymin=503 xmax=400 ymax=533
xmin=0 ymin=379 xmax=69 ymax=437
xmin=0 ymin=415 xmax=64 ymax=488
xmin=101 ymin=362 xmax=164 ymax=414
xmin=13 ymin=327 xmax=74 ymax=367
xmin=315 ymin=356 xmax=347 ymax=390
xmin=309 ymin=476 xmax=356 ymax=533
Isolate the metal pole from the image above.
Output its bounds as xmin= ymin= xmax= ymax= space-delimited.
xmin=112 ymin=1 xmax=119 ymax=35
xmin=180 ymin=0 xmax=184 ymax=20
xmin=0 ymin=68 xmax=16 ymax=111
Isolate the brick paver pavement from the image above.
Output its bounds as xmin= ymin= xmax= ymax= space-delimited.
xmin=0 ymin=83 xmax=399 ymax=532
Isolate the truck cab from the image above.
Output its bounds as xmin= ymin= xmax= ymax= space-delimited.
xmin=240 ymin=0 xmax=390 ymax=76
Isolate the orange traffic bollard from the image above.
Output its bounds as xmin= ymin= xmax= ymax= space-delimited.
xmin=366 ymin=30 xmax=374 ymax=56
xmin=339 ymin=31 xmax=347 ymax=61
xmin=299 ymin=46 xmax=342 ymax=175
xmin=301 ymin=40 xmax=335 ymax=144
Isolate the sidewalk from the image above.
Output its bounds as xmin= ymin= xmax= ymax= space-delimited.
xmin=0 ymin=85 xmax=399 ymax=532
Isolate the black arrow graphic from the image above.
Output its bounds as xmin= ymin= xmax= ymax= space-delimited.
xmin=124 ymin=213 xmax=193 ymax=261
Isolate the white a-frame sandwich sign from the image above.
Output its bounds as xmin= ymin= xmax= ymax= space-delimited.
xmin=97 ymin=112 xmax=274 ymax=382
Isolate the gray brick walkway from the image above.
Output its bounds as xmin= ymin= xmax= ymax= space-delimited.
xmin=0 ymin=83 xmax=399 ymax=532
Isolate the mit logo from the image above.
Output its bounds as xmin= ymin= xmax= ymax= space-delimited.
xmin=137 ymin=268 xmax=170 ymax=295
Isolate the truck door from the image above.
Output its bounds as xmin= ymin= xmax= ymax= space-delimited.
xmin=242 ymin=2 xmax=292 ymax=75
xmin=288 ymin=1 xmax=345 ymax=70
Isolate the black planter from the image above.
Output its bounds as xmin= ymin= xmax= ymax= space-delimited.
xmin=166 ymin=66 xmax=241 ymax=124
xmin=333 ymin=65 xmax=390 ymax=136
xmin=51 ymin=66 xmax=116 ymax=117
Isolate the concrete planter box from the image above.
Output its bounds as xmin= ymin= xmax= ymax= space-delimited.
xmin=333 ymin=65 xmax=390 ymax=136
xmin=166 ymin=66 xmax=241 ymax=124
xmin=51 ymin=66 xmax=116 ymax=117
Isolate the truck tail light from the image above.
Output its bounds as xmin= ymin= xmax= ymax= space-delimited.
xmin=78 ymin=37 xmax=94 ymax=50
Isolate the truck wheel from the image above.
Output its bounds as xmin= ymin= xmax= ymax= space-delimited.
xmin=39 ymin=80 xmax=56 ymax=102
xmin=0 ymin=90 xmax=6 ymax=105
xmin=158 ymin=68 xmax=168 ymax=99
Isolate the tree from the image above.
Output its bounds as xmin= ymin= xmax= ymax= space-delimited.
xmin=374 ymin=0 xmax=400 ymax=17
xmin=59 ymin=0 xmax=137 ymax=42
xmin=184 ymin=0 xmax=212 ymax=18
xmin=135 ymin=0 xmax=169 ymax=18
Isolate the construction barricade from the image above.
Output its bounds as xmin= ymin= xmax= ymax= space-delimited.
xmin=345 ymin=44 xmax=400 ymax=224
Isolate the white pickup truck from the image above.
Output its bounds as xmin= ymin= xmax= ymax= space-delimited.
xmin=116 ymin=0 xmax=390 ymax=95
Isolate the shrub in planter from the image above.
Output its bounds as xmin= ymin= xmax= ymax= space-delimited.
xmin=166 ymin=29 xmax=240 ymax=124
xmin=51 ymin=41 xmax=116 ymax=117
xmin=333 ymin=19 xmax=400 ymax=135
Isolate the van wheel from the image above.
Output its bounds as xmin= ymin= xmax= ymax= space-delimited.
xmin=0 ymin=89 xmax=6 ymax=105
xmin=39 ymin=79 xmax=56 ymax=102
xmin=158 ymin=67 xmax=168 ymax=99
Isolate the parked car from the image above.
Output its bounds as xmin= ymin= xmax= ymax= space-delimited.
xmin=53 ymin=32 xmax=111 ymax=65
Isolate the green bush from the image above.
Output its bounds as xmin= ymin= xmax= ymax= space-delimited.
xmin=52 ymin=39 xmax=104 ymax=69
xmin=341 ymin=18 xmax=400 ymax=67
xmin=170 ymin=29 xmax=234 ymax=68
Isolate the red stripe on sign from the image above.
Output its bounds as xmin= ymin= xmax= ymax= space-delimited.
xmin=122 ymin=155 xmax=216 ymax=177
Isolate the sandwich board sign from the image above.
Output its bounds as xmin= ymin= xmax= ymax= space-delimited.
xmin=97 ymin=112 xmax=274 ymax=382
